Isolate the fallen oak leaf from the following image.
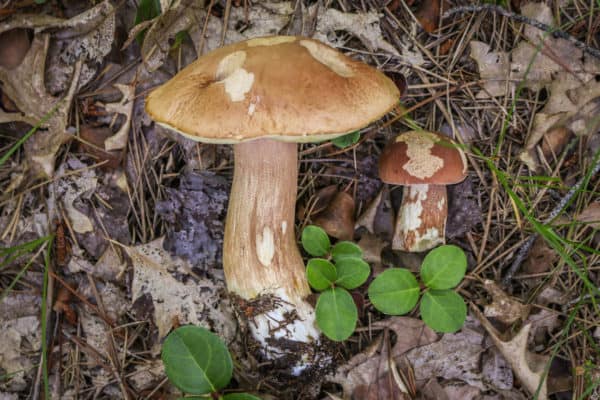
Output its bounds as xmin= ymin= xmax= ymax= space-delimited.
xmin=483 ymin=280 xmax=531 ymax=325
xmin=472 ymin=305 xmax=549 ymax=400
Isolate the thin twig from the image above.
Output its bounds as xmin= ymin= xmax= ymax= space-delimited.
xmin=443 ymin=5 xmax=600 ymax=59
xmin=502 ymin=155 xmax=600 ymax=286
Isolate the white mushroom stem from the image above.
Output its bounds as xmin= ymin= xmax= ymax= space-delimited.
xmin=392 ymin=184 xmax=447 ymax=252
xmin=223 ymin=139 xmax=320 ymax=371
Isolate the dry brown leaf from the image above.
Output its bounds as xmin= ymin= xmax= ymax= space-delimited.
xmin=414 ymin=0 xmax=449 ymax=33
xmin=523 ymin=237 xmax=558 ymax=275
xmin=473 ymin=307 xmax=549 ymax=399
xmin=313 ymin=191 xmax=355 ymax=240
xmin=101 ymin=84 xmax=135 ymax=152
xmin=0 ymin=316 xmax=41 ymax=391
xmin=79 ymin=125 xmax=124 ymax=169
xmin=126 ymin=237 xmax=235 ymax=344
xmin=328 ymin=317 xmax=436 ymax=398
xmin=0 ymin=28 xmax=30 ymax=69
xmin=483 ymin=280 xmax=531 ymax=325
xmin=575 ymin=201 xmax=600 ymax=229
xmin=0 ymin=35 xmax=81 ymax=177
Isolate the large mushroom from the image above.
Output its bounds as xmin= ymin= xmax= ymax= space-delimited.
xmin=145 ymin=36 xmax=399 ymax=370
xmin=378 ymin=130 xmax=467 ymax=252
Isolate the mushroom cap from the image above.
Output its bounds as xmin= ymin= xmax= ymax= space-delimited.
xmin=145 ymin=36 xmax=399 ymax=143
xmin=379 ymin=131 xmax=468 ymax=185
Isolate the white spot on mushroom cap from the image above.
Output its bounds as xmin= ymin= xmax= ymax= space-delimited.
xmin=256 ymin=227 xmax=275 ymax=267
xmin=299 ymin=40 xmax=354 ymax=77
xmin=247 ymin=36 xmax=296 ymax=47
xmin=216 ymin=50 xmax=254 ymax=102
xmin=397 ymin=131 xmax=444 ymax=179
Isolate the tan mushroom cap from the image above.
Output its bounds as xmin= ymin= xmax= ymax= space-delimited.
xmin=145 ymin=36 xmax=400 ymax=143
xmin=379 ymin=130 xmax=468 ymax=185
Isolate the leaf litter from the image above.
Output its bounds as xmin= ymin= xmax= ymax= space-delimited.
xmin=1 ymin=0 xmax=599 ymax=398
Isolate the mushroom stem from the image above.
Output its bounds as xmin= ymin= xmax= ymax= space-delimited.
xmin=223 ymin=139 xmax=319 ymax=370
xmin=392 ymin=184 xmax=447 ymax=252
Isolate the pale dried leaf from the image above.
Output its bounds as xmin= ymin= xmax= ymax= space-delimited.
xmin=102 ymin=84 xmax=135 ymax=151
xmin=483 ymin=280 xmax=531 ymax=324
xmin=313 ymin=6 xmax=398 ymax=55
xmin=129 ymin=360 xmax=165 ymax=392
xmin=0 ymin=316 xmax=41 ymax=391
xmin=55 ymin=159 xmax=98 ymax=234
xmin=469 ymin=41 xmax=511 ymax=98
xmin=474 ymin=307 xmax=549 ymax=399
xmin=126 ymin=237 xmax=235 ymax=342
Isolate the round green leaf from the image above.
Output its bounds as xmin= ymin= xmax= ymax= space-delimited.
xmin=420 ymin=245 xmax=467 ymax=290
xmin=161 ymin=326 xmax=232 ymax=395
xmin=223 ymin=394 xmax=262 ymax=400
xmin=335 ymin=258 xmax=370 ymax=290
xmin=420 ymin=290 xmax=467 ymax=333
xmin=331 ymin=241 xmax=363 ymax=263
xmin=331 ymin=131 xmax=360 ymax=148
xmin=306 ymin=258 xmax=336 ymax=291
xmin=301 ymin=225 xmax=331 ymax=257
xmin=316 ymin=288 xmax=357 ymax=341
xmin=368 ymin=269 xmax=419 ymax=315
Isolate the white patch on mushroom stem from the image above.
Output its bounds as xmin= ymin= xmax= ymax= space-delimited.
xmin=281 ymin=221 xmax=287 ymax=234
xmin=400 ymin=185 xmax=428 ymax=231
xmin=437 ymin=197 xmax=446 ymax=210
xmin=299 ymin=40 xmax=354 ymax=77
xmin=248 ymin=102 xmax=256 ymax=115
xmin=411 ymin=227 xmax=442 ymax=252
xmin=397 ymin=131 xmax=444 ymax=179
xmin=247 ymin=36 xmax=296 ymax=47
xmin=256 ymin=227 xmax=275 ymax=267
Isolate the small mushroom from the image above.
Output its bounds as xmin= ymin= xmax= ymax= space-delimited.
xmin=146 ymin=36 xmax=399 ymax=371
xmin=378 ymin=130 xmax=467 ymax=252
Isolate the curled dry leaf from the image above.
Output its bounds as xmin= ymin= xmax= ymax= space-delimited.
xmin=313 ymin=191 xmax=355 ymax=240
xmin=523 ymin=237 xmax=558 ymax=275
xmin=0 ymin=35 xmax=81 ymax=177
xmin=473 ymin=306 xmax=549 ymax=400
xmin=1 ymin=1 xmax=115 ymax=91
xmin=126 ymin=237 xmax=235 ymax=343
xmin=355 ymin=187 xmax=395 ymax=242
xmin=100 ymin=84 xmax=135 ymax=152
xmin=79 ymin=125 xmax=124 ymax=169
xmin=483 ymin=280 xmax=531 ymax=325
xmin=414 ymin=0 xmax=449 ymax=33
xmin=0 ymin=28 xmax=30 ymax=69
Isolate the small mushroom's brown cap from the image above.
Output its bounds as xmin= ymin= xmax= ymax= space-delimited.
xmin=145 ymin=36 xmax=399 ymax=143
xmin=379 ymin=131 xmax=468 ymax=185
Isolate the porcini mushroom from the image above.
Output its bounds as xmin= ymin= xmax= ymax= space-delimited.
xmin=378 ymin=131 xmax=467 ymax=252
xmin=145 ymin=36 xmax=399 ymax=370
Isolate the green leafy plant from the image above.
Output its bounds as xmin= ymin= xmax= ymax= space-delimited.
xmin=302 ymin=225 xmax=468 ymax=339
xmin=369 ymin=244 xmax=467 ymax=333
xmin=161 ymin=326 xmax=261 ymax=399
xmin=301 ymin=226 xmax=370 ymax=341
xmin=330 ymin=131 xmax=360 ymax=149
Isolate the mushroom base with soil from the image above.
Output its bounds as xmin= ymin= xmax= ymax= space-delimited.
xmin=223 ymin=139 xmax=322 ymax=373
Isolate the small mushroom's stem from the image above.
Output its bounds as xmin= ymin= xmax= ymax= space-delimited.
xmin=223 ymin=139 xmax=320 ymax=372
xmin=392 ymin=184 xmax=447 ymax=252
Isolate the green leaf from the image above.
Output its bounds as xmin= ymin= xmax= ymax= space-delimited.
xmin=420 ymin=290 xmax=467 ymax=333
xmin=420 ymin=245 xmax=467 ymax=290
xmin=316 ymin=288 xmax=357 ymax=341
xmin=223 ymin=394 xmax=262 ymax=400
xmin=331 ymin=131 xmax=360 ymax=148
xmin=331 ymin=241 xmax=363 ymax=263
xmin=134 ymin=0 xmax=161 ymax=43
xmin=161 ymin=326 xmax=232 ymax=395
xmin=301 ymin=225 xmax=331 ymax=257
xmin=306 ymin=259 xmax=336 ymax=291
xmin=368 ymin=269 xmax=419 ymax=315
xmin=335 ymin=258 xmax=370 ymax=290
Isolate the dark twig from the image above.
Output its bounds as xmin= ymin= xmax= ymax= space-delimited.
xmin=502 ymin=156 xmax=600 ymax=286
xmin=442 ymin=5 xmax=600 ymax=60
